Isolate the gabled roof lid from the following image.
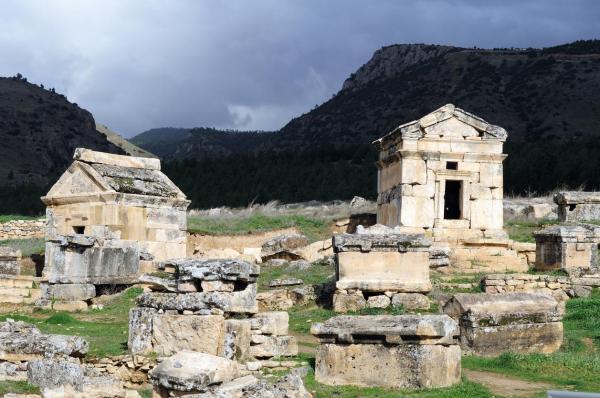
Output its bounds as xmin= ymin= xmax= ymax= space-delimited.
xmin=44 ymin=148 xmax=186 ymax=200
xmin=373 ymin=104 xmax=508 ymax=146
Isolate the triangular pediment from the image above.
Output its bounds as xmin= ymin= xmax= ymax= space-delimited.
xmin=45 ymin=161 xmax=112 ymax=198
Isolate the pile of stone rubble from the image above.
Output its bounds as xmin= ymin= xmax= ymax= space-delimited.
xmin=130 ymin=258 xmax=298 ymax=365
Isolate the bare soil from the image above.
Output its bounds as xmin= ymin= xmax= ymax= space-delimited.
xmin=464 ymin=369 xmax=554 ymax=397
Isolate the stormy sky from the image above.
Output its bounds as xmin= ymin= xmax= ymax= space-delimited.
xmin=1 ymin=1 xmax=598 ymax=137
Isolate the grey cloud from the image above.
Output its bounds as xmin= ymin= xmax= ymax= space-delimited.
xmin=0 ymin=0 xmax=598 ymax=137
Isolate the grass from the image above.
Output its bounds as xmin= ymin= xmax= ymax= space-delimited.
xmin=0 ymin=215 xmax=41 ymax=223
xmin=0 ymin=381 xmax=39 ymax=395
xmin=0 ymin=287 xmax=143 ymax=357
xmin=0 ymin=238 xmax=45 ymax=256
xmin=505 ymin=218 xmax=560 ymax=243
xmin=188 ymin=213 xmax=332 ymax=242
xmin=462 ymin=289 xmax=600 ymax=392
xmin=257 ymin=261 xmax=335 ymax=291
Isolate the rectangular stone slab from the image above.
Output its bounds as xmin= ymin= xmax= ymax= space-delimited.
xmin=460 ymin=322 xmax=563 ymax=356
xmin=136 ymin=283 xmax=257 ymax=314
xmin=315 ymin=343 xmax=461 ymax=389
xmin=333 ymin=233 xmax=431 ymax=253
xmin=162 ymin=258 xmax=260 ymax=283
xmin=443 ymin=292 xmax=564 ymax=327
xmin=336 ymin=251 xmax=431 ymax=292
xmin=311 ymin=315 xmax=459 ymax=345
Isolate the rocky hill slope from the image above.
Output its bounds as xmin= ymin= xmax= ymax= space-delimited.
xmin=133 ymin=40 xmax=600 ymax=157
xmin=0 ymin=76 xmax=125 ymax=186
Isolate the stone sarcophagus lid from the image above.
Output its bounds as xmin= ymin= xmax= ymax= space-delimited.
xmin=373 ymin=104 xmax=507 ymax=241
xmin=311 ymin=315 xmax=461 ymax=389
xmin=333 ymin=231 xmax=432 ymax=293
xmin=555 ymin=191 xmax=600 ymax=222
xmin=534 ymin=224 xmax=600 ymax=271
xmin=443 ymin=292 xmax=564 ymax=356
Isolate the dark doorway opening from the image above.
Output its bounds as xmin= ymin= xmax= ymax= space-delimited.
xmin=444 ymin=180 xmax=462 ymax=220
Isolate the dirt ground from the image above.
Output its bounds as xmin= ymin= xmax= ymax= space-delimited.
xmin=464 ymin=369 xmax=554 ymax=397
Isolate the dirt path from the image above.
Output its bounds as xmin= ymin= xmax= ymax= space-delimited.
xmin=464 ymin=369 xmax=554 ymax=397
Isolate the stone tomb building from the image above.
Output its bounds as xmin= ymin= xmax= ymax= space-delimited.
xmin=373 ymin=104 xmax=507 ymax=241
xmin=39 ymin=148 xmax=189 ymax=309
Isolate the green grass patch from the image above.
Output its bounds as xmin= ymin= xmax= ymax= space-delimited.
xmin=0 ymin=380 xmax=39 ymax=395
xmin=188 ymin=214 xmax=331 ymax=242
xmin=0 ymin=215 xmax=40 ymax=223
xmin=0 ymin=238 xmax=45 ymax=256
xmin=257 ymin=262 xmax=334 ymax=291
xmin=0 ymin=287 xmax=143 ymax=357
xmin=463 ymin=289 xmax=600 ymax=391
xmin=505 ymin=218 xmax=560 ymax=243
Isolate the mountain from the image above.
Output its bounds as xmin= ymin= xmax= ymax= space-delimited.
xmin=131 ymin=40 xmax=600 ymax=209
xmin=130 ymin=127 xmax=274 ymax=160
xmin=0 ymin=75 xmax=127 ymax=186
xmin=0 ymin=75 xmax=128 ymax=213
xmin=96 ymin=123 xmax=156 ymax=159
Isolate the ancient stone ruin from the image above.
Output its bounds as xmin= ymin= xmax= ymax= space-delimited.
xmin=481 ymin=273 xmax=600 ymax=299
xmin=373 ymin=103 xmax=507 ymax=240
xmin=555 ymin=191 xmax=600 ymax=222
xmin=534 ymin=224 xmax=600 ymax=271
xmin=149 ymin=350 xmax=311 ymax=398
xmin=39 ymin=148 xmax=190 ymax=310
xmin=0 ymin=247 xmax=21 ymax=276
xmin=371 ymin=104 xmax=534 ymax=273
xmin=332 ymin=226 xmax=432 ymax=312
xmin=129 ymin=258 xmax=298 ymax=363
xmin=311 ymin=315 xmax=461 ymax=389
xmin=443 ymin=292 xmax=564 ymax=356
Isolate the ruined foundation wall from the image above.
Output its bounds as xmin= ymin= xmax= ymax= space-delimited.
xmin=0 ymin=219 xmax=45 ymax=240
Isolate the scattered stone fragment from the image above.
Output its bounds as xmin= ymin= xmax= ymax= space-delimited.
xmin=268 ymin=278 xmax=304 ymax=288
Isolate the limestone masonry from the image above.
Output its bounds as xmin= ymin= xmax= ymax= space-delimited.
xmin=555 ymin=191 xmax=600 ymax=222
xmin=332 ymin=225 xmax=432 ymax=312
xmin=0 ymin=219 xmax=45 ymax=240
xmin=534 ymin=223 xmax=600 ymax=271
xmin=443 ymin=292 xmax=564 ymax=356
xmin=311 ymin=315 xmax=461 ymax=389
xmin=129 ymin=258 xmax=298 ymax=363
xmin=39 ymin=148 xmax=190 ymax=310
xmin=373 ymin=104 xmax=507 ymax=241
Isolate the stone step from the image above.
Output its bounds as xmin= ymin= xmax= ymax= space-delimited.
xmin=0 ymin=295 xmax=25 ymax=304
xmin=0 ymin=278 xmax=34 ymax=288
xmin=0 ymin=287 xmax=32 ymax=297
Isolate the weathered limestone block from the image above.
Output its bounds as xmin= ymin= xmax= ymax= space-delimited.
xmin=201 ymin=280 xmax=235 ymax=292
xmin=250 ymin=312 xmax=289 ymax=336
xmin=225 ymin=319 xmax=252 ymax=361
xmin=311 ymin=315 xmax=459 ymax=345
xmin=391 ymin=293 xmax=430 ymax=310
xmin=334 ymin=233 xmax=432 ymax=293
xmin=0 ymin=320 xmax=88 ymax=361
xmin=534 ymin=224 xmax=600 ymax=270
xmin=151 ymin=314 xmax=226 ymax=357
xmin=149 ymin=351 xmax=239 ymax=392
xmin=136 ymin=283 xmax=258 ymax=314
xmin=332 ymin=290 xmax=366 ymax=313
xmin=127 ymin=308 xmax=157 ymax=354
xmin=366 ymin=295 xmax=391 ymax=308
xmin=44 ymin=239 xmax=140 ymax=284
xmin=249 ymin=335 xmax=298 ymax=358
xmin=0 ymin=247 xmax=21 ymax=275
xmin=311 ymin=315 xmax=460 ymax=389
xmin=163 ymin=258 xmax=260 ymax=284
xmin=261 ymin=234 xmax=309 ymax=261
xmin=41 ymin=283 xmax=96 ymax=301
xmin=315 ymin=343 xmax=460 ymax=389
xmin=555 ymin=191 xmax=600 ymax=222
xmin=443 ymin=292 xmax=564 ymax=356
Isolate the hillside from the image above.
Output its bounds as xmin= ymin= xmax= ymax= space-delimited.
xmin=0 ymin=75 xmax=125 ymax=213
xmin=131 ymin=40 xmax=600 ymax=209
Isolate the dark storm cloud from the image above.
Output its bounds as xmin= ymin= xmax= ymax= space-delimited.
xmin=0 ymin=0 xmax=598 ymax=136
